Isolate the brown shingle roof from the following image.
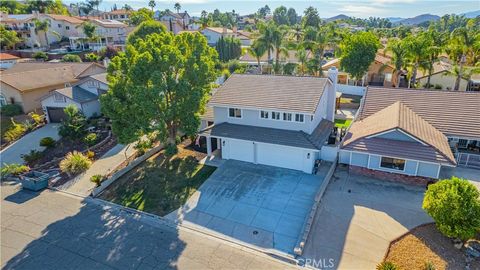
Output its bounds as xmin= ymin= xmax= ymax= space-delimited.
xmin=0 ymin=53 xmax=20 ymax=60
xmin=0 ymin=62 xmax=98 ymax=92
xmin=343 ymin=101 xmax=455 ymax=165
xmin=209 ymin=74 xmax=329 ymax=114
xmin=45 ymin=14 xmax=84 ymax=24
xmin=360 ymin=87 xmax=480 ymax=139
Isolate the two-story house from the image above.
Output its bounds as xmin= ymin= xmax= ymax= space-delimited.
xmin=40 ymin=73 xmax=108 ymax=122
xmin=201 ymin=27 xmax=237 ymax=46
xmin=101 ymin=9 xmax=131 ymax=22
xmin=199 ymin=69 xmax=338 ymax=173
xmin=339 ymin=87 xmax=480 ymax=184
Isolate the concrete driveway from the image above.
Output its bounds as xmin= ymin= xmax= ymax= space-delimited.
xmin=440 ymin=166 xmax=480 ymax=190
xmin=0 ymin=124 xmax=60 ymax=166
xmin=166 ymin=160 xmax=325 ymax=255
xmin=301 ymin=167 xmax=432 ymax=269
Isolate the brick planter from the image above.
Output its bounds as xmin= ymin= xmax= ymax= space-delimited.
xmin=349 ymin=165 xmax=435 ymax=186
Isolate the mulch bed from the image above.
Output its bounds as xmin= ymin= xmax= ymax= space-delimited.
xmin=384 ymin=223 xmax=480 ymax=270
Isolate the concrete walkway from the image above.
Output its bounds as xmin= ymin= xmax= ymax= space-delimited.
xmin=1 ymin=183 xmax=298 ymax=270
xmin=301 ymin=167 xmax=431 ymax=269
xmin=57 ymin=144 xmax=135 ymax=196
xmin=0 ymin=124 xmax=60 ymax=166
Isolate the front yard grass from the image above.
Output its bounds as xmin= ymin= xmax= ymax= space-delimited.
xmin=334 ymin=118 xmax=352 ymax=128
xmin=384 ymin=223 xmax=480 ymax=270
xmin=99 ymin=146 xmax=216 ymax=216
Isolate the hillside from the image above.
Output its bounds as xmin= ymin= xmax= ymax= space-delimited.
xmin=462 ymin=10 xmax=480 ymax=18
xmin=325 ymin=14 xmax=350 ymax=22
xmin=395 ymin=14 xmax=440 ymax=25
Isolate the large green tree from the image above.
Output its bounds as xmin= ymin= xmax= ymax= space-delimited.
xmin=386 ymin=38 xmax=408 ymax=88
xmin=126 ymin=20 xmax=167 ymax=44
xmin=287 ymin=8 xmax=298 ymax=26
xmin=100 ymin=32 xmax=218 ymax=148
xmin=215 ymin=36 xmax=242 ymax=62
xmin=247 ymin=41 xmax=267 ymax=74
xmin=339 ymin=32 xmax=380 ymax=84
xmin=129 ymin=8 xmax=154 ymax=26
xmin=403 ymin=33 xmax=430 ymax=88
xmin=0 ymin=25 xmax=21 ymax=50
xmin=302 ymin=6 xmax=321 ymax=28
xmin=273 ymin=6 xmax=288 ymax=26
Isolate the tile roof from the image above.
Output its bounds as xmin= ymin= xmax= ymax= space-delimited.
xmin=44 ymin=14 xmax=84 ymax=24
xmin=209 ymin=74 xmax=329 ymax=114
xmin=55 ymin=86 xmax=98 ymax=103
xmin=89 ymin=73 xmax=107 ymax=85
xmin=240 ymin=49 xmax=312 ymax=64
xmin=203 ymin=27 xmax=234 ymax=34
xmin=201 ymin=119 xmax=333 ymax=150
xmin=90 ymin=19 xmax=127 ymax=28
xmin=0 ymin=53 xmax=20 ymax=60
xmin=0 ymin=62 xmax=98 ymax=92
xmin=343 ymin=101 xmax=456 ymax=165
xmin=360 ymin=87 xmax=480 ymax=139
xmin=416 ymin=60 xmax=452 ymax=78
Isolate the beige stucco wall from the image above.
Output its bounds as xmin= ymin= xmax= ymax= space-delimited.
xmin=417 ymin=72 xmax=469 ymax=91
xmin=1 ymin=82 xmax=23 ymax=108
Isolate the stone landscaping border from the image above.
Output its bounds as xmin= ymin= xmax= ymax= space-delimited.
xmin=91 ymin=144 xmax=163 ymax=197
xmin=294 ymin=158 xmax=338 ymax=256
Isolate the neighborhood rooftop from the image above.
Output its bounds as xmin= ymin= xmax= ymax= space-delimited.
xmin=360 ymin=87 xmax=480 ymax=139
xmin=209 ymin=74 xmax=329 ymax=114
xmin=54 ymin=86 xmax=98 ymax=103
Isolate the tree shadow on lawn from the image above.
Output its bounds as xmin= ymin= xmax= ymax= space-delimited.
xmin=99 ymin=151 xmax=216 ymax=217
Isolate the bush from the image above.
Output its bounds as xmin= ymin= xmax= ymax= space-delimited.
xmin=376 ymin=262 xmax=398 ymax=270
xmin=61 ymin=54 xmax=82 ymax=62
xmin=3 ymin=120 xmax=27 ymax=143
xmin=29 ymin=112 xmax=43 ymax=125
xmin=39 ymin=137 xmax=55 ymax=148
xmin=1 ymin=163 xmax=30 ymax=177
xmin=21 ymin=150 xmax=43 ymax=164
xmin=85 ymin=53 xmax=99 ymax=62
xmin=283 ymin=63 xmax=297 ymax=75
xmin=165 ymin=143 xmax=178 ymax=156
xmin=423 ymin=177 xmax=480 ymax=241
xmin=434 ymin=84 xmax=442 ymax=89
xmin=226 ymin=60 xmax=247 ymax=74
xmin=222 ymin=69 xmax=231 ymax=79
xmin=59 ymin=151 xmax=92 ymax=175
xmin=90 ymin=174 xmax=104 ymax=187
xmin=32 ymin=51 xmax=48 ymax=61
xmin=83 ymin=133 xmax=98 ymax=146
xmin=86 ymin=150 xmax=95 ymax=159
xmin=1 ymin=104 xmax=23 ymax=116
xmin=424 ymin=261 xmax=436 ymax=270
xmin=134 ymin=138 xmax=153 ymax=156
xmin=59 ymin=105 xmax=87 ymax=140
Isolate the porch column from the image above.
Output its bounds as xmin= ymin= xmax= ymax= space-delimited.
xmin=206 ymin=136 xmax=212 ymax=156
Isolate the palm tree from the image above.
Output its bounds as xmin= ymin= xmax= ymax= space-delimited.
xmin=148 ymin=0 xmax=156 ymax=12
xmin=291 ymin=24 xmax=303 ymax=42
xmin=403 ymin=34 xmax=429 ymax=88
xmin=386 ymin=38 xmax=407 ymax=88
xmin=302 ymin=26 xmax=328 ymax=76
xmin=296 ymin=48 xmax=308 ymax=75
xmin=248 ymin=42 xmax=267 ymax=74
xmin=256 ymin=22 xmax=277 ymax=65
xmin=450 ymin=26 xmax=478 ymax=90
xmin=174 ymin=2 xmax=181 ymax=13
xmin=272 ymin=26 xmax=289 ymax=74
xmin=450 ymin=65 xmax=480 ymax=90
xmin=33 ymin=19 xmax=59 ymax=49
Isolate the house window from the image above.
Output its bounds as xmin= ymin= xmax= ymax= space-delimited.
xmin=26 ymin=33 xmax=31 ymax=37
xmin=458 ymin=139 xmax=468 ymax=148
xmin=385 ymin=73 xmax=392 ymax=82
xmin=295 ymin=113 xmax=304 ymax=122
xmin=58 ymin=24 xmax=62 ymax=28
xmin=0 ymin=95 xmax=6 ymax=106
xmin=54 ymin=93 xmax=65 ymax=103
xmin=66 ymin=26 xmax=70 ymax=30
xmin=228 ymin=108 xmax=242 ymax=118
xmin=283 ymin=113 xmax=292 ymax=121
xmin=380 ymin=157 xmax=405 ymax=171
xmin=271 ymin=112 xmax=280 ymax=120
xmin=260 ymin=110 xmax=269 ymax=119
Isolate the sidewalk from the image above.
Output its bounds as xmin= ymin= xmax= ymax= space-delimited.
xmin=57 ymin=143 xmax=135 ymax=196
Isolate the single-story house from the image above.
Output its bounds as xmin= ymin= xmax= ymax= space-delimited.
xmin=339 ymin=87 xmax=480 ymax=183
xmin=40 ymin=73 xmax=107 ymax=122
xmin=201 ymin=27 xmax=236 ymax=45
xmin=416 ymin=60 xmax=479 ymax=91
xmin=0 ymin=62 xmax=106 ymax=113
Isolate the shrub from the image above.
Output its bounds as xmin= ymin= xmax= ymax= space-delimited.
xmin=165 ymin=143 xmax=178 ymax=156
xmin=283 ymin=63 xmax=297 ymax=75
xmin=226 ymin=60 xmax=247 ymax=74
xmin=434 ymin=84 xmax=442 ymax=89
xmin=61 ymin=54 xmax=82 ymax=62
xmin=39 ymin=137 xmax=55 ymax=148
xmin=32 ymin=51 xmax=48 ymax=61
xmin=3 ymin=120 xmax=27 ymax=143
xmin=29 ymin=112 xmax=43 ymax=125
xmin=85 ymin=53 xmax=99 ymax=62
xmin=86 ymin=150 xmax=95 ymax=159
xmin=84 ymin=133 xmax=98 ymax=146
xmin=21 ymin=120 xmax=35 ymax=131
xmin=424 ymin=261 xmax=436 ymax=270
xmin=222 ymin=69 xmax=231 ymax=79
xmin=1 ymin=104 xmax=23 ymax=116
xmin=21 ymin=150 xmax=43 ymax=164
xmin=376 ymin=262 xmax=398 ymax=270
xmin=1 ymin=163 xmax=30 ymax=177
xmin=90 ymin=174 xmax=104 ymax=187
xmin=59 ymin=151 xmax=92 ymax=175
xmin=59 ymin=105 xmax=87 ymax=140
xmin=135 ymin=138 xmax=153 ymax=156
xmin=423 ymin=177 xmax=480 ymax=241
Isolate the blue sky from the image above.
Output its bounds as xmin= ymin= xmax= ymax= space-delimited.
xmin=63 ymin=0 xmax=479 ymax=18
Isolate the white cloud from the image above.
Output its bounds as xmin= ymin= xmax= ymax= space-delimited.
xmin=338 ymin=4 xmax=387 ymax=16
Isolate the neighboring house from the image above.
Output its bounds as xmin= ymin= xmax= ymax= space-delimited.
xmin=0 ymin=62 xmax=106 ymax=113
xmin=339 ymin=87 xmax=480 ymax=182
xmin=40 ymin=73 xmax=107 ymax=122
xmin=101 ymin=9 xmax=131 ymax=22
xmin=198 ymin=69 xmax=338 ymax=173
xmin=89 ymin=19 xmax=129 ymax=45
xmin=236 ymin=30 xmax=253 ymax=46
xmin=416 ymin=60 xmax=479 ymax=91
xmin=322 ymin=52 xmax=398 ymax=87
xmin=160 ymin=20 xmax=185 ymax=35
xmin=240 ymin=49 xmax=313 ymax=66
xmin=201 ymin=27 xmax=236 ymax=45
xmin=157 ymin=10 xmax=191 ymax=28
xmin=0 ymin=53 xmax=20 ymax=69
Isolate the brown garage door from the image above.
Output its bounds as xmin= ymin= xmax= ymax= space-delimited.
xmin=47 ymin=107 xmax=67 ymax=123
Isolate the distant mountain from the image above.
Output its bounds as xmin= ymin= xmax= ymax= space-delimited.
xmin=386 ymin=17 xmax=404 ymax=23
xmin=395 ymin=14 xmax=440 ymax=25
xmin=462 ymin=10 xmax=480 ymax=18
xmin=325 ymin=14 xmax=350 ymax=22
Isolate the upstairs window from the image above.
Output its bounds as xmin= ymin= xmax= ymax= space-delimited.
xmin=283 ymin=113 xmax=292 ymax=121
xmin=66 ymin=26 xmax=70 ymax=30
xmin=228 ymin=108 xmax=242 ymax=118
xmin=260 ymin=111 xmax=269 ymax=119
xmin=271 ymin=112 xmax=280 ymax=120
xmin=380 ymin=157 xmax=405 ymax=171
xmin=58 ymin=24 xmax=62 ymax=28
xmin=295 ymin=113 xmax=304 ymax=122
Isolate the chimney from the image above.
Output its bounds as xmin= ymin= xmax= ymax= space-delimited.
xmin=327 ymin=67 xmax=338 ymax=122
xmin=328 ymin=67 xmax=338 ymax=87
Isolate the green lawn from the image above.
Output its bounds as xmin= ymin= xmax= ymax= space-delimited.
xmin=99 ymin=147 xmax=216 ymax=216
xmin=335 ymin=119 xmax=352 ymax=128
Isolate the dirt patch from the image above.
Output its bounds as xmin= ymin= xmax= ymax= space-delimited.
xmin=384 ymin=223 xmax=480 ymax=270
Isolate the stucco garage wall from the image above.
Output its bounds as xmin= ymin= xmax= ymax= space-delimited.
xmin=351 ymin=152 xmax=368 ymax=167
xmin=81 ymin=100 xmax=101 ymax=118
xmin=417 ymin=162 xmax=440 ymax=178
